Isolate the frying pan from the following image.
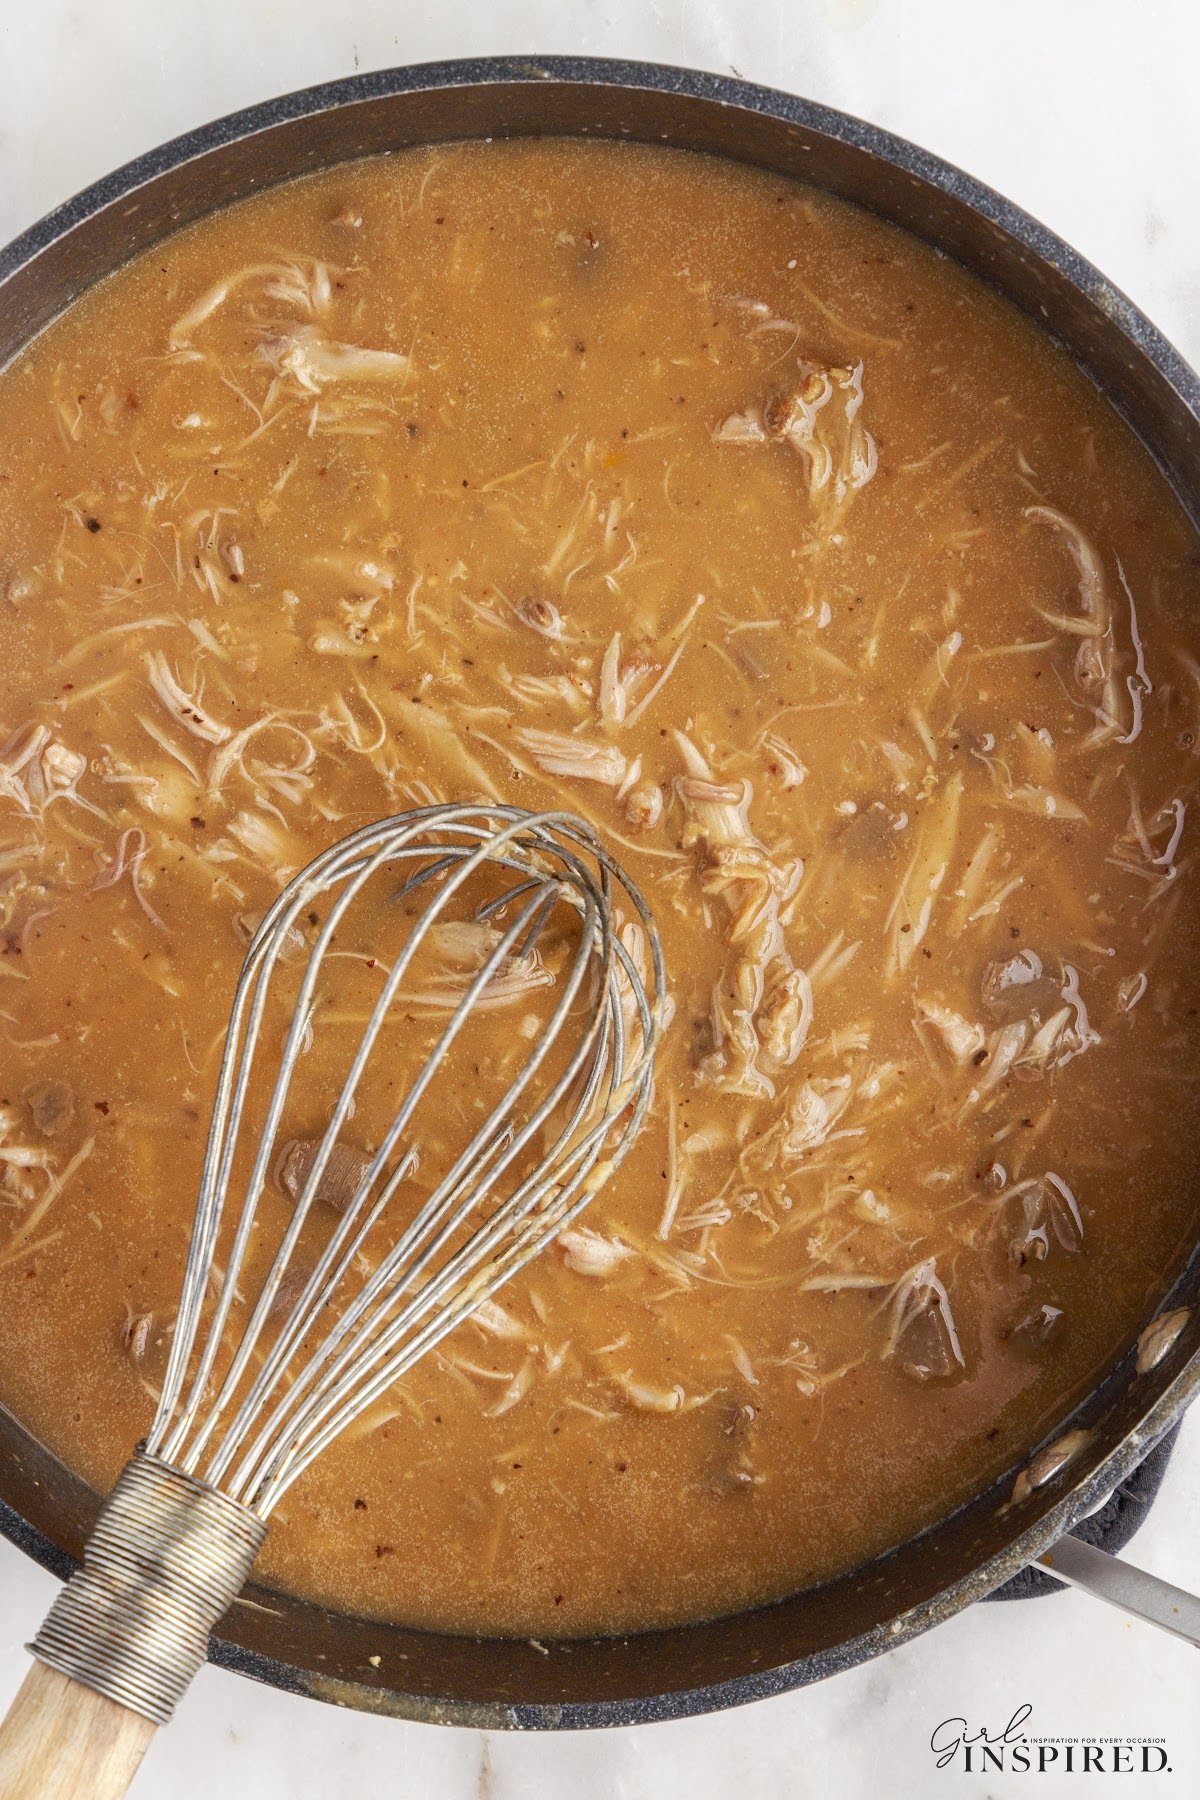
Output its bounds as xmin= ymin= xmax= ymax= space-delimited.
xmin=1 ymin=55 xmax=1198 ymax=1728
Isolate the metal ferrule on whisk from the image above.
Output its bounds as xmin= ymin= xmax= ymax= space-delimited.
xmin=30 ymin=1452 xmax=265 ymax=1724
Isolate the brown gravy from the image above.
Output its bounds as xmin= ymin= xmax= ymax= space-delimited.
xmin=0 ymin=139 xmax=1198 ymax=1636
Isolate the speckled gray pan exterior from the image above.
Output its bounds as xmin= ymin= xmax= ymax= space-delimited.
xmin=1 ymin=54 xmax=1198 ymax=1729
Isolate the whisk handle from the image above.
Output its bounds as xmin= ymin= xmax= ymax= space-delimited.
xmin=0 ymin=1663 xmax=156 ymax=1800
xmin=0 ymin=1453 xmax=265 ymax=1798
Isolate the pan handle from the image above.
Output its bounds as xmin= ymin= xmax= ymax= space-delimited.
xmin=1036 ymin=1535 xmax=1200 ymax=1648
xmin=0 ymin=1664 xmax=156 ymax=1800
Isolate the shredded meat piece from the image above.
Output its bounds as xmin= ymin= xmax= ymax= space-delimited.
xmin=558 ymin=1228 xmax=635 ymax=1278
xmin=675 ymin=734 xmax=805 ymax=1097
xmin=258 ymin=324 xmax=411 ymax=391
xmin=1004 ymin=1303 xmax=1063 ymax=1349
xmin=882 ymin=1260 xmax=965 ymax=1382
xmin=25 ymin=1080 xmax=74 ymax=1138
xmin=266 ymin=1261 xmax=317 ymax=1326
xmin=713 ymin=360 xmax=877 ymax=516
xmin=704 ymin=1400 xmax=762 ymax=1496
xmin=121 ymin=1310 xmax=153 ymax=1365
xmin=275 ymin=1138 xmax=373 ymax=1215
xmin=915 ymin=999 xmax=985 ymax=1066
xmin=1003 ymin=1173 xmax=1084 ymax=1264
xmin=514 ymin=728 xmax=627 ymax=786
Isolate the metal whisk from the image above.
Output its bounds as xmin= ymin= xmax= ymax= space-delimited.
xmin=0 ymin=805 xmax=663 ymax=1799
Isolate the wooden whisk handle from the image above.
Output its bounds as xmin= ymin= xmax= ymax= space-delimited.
xmin=0 ymin=1664 xmax=157 ymax=1800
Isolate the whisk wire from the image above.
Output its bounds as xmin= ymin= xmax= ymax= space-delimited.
xmin=190 ymin=872 xmax=553 ymax=1478
xmin=207 ymin=830 xmax=607 ymax=1489
xmin=149 ymin=806 xmax=661 ymax=1510
xmin=161 ymin=813 xmax=442 ymax=1464
xmin=227 ymin=885 xmax=631 ymax=1505
xmin=159 ymin=808 xmax=536 ymax=1464
xmin=207 ymin=882 xmax=574 ymax=1494
xmin=240 ymin=988 xmax=634 ymax=1507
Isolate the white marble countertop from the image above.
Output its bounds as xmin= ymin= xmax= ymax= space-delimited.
xmin=1 ymin=2 xmax=1199 ymax=1794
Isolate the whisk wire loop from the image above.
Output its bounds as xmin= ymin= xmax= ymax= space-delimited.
xmin=146 ymin=806 xmax=662 ymax=1512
